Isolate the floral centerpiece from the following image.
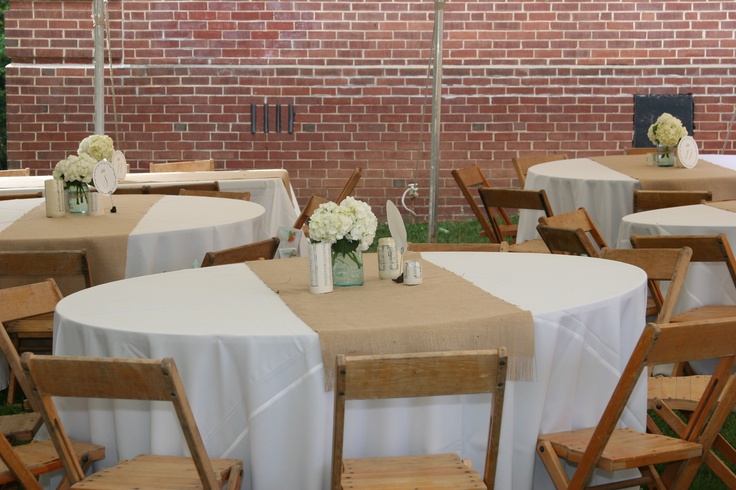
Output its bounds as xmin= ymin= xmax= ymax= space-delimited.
xmin=647 ymin=113 xmax=688 ymax=167
xmin=54 ymin=135 xmax=114 ymax=213
xmin=308 ymin=196 xmax=378 ymax=286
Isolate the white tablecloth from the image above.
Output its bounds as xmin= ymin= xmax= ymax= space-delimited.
xmin=51 ymin=252 xmax=647 ymax=489
xmin=617 ymin=203 xmax=736 ymax=315
xmin=0 ymin=195 xmax=268 ymax=279
xmin=518 ymin=154 xmax=736 ymax=246
xmin=0 ymin=171 xmax=297 ymax=239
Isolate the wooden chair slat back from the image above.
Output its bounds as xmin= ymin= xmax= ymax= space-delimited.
xmin=201 ymin=237 xmax=280 ymax=267
xmin=0 ymin=250 xmax=91 ymax=296
xmin=144 ymin=181 xmax=220 ymax=195
xmin=22 ymin=354 xmax=221 ymax=488
xmin=631 ymin=234 xmax=736 ymax=287
xmin=451 ymin=165 xmax=498 ymax=241
xmin=536 ymin=225 xmax=599 ymax=257
xmin=335 ymin=167 xmax=362 ymax=203
xmin=624 ymin=147 xmax=657 ymax=155
xmin=634 ymin=189 xmax=713 ymax=211
xmin=179 ymin=189 xmax=250 ymax=200
xmin=293 ymin=194 xmax=329 ymax=231
xmin=407 ymin=242 xmax=509 ymax=252
xmin=0 ymin=168 xmax=30 ymax=177
xmin=0 ymin=192 xmax=42 ymax=201
xmin=149 ymin=159 xmax=215 ymax=173
xmin=478 ymin=187 xmax=553 ymax=213
xmin=600 ymin=247 xmax=692 ymax=323
xmin=338 ymin=350 xmax=506 ymax=400
xmin=511 ymin=154 xmax=567 ymax=187
xmin=648 ymin=319 xmax=736 ymax=367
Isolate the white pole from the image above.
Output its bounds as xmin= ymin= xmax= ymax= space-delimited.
xmin=93 ymin=0 xmax=105 ymax=135
xmin=427 ymin=0 xmax=444 ymax=242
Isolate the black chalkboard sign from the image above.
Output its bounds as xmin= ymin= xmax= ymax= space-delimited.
xmin=633 ymin=94 xmax=694 ymax=148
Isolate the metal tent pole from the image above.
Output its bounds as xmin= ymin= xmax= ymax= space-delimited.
xmin=427 ymin=0 xmax=445 ymax=242
xmin=93 ymin=0 xmax=105 ymax=135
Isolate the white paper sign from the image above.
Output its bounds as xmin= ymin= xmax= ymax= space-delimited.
xmin=44 ymin=179 xmax=65 ymax=217
xmin=308 ymin=242 xmax=333 ymax=294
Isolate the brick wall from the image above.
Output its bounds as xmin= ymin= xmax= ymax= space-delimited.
xmin=5 ymin=0 xmax=736 ymax=220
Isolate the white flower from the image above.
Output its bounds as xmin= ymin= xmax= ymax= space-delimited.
xmin=53 ymin=153 xmax=97 ymax=185
xmin=78 ymin=134 xmax=114 ymax=162
xmin=308 ymin=196 xmax=377 ymax=252
xmin=648 ymin=113 xmax=688 ymax=147
xmin=54 ymin=135 xmax=116 ymax=186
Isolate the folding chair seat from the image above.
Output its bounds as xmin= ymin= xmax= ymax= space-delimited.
xmin=331 ymin=350 xmax=508 ymax=489
xmin=0 ymin=168 xmax=31 ymax=176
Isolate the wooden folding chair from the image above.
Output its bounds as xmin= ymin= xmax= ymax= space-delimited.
xmin=536 ymin=225 xmax=599 ymax=257
xmin=335 ymin=166 xmax=362 ymax=203
xmin=511 ymin=153 xmax=567 ymax=188
xmin=630 ymin=233 xmax=736 ymax=323
xmin=331 ymin=349 xmax=508 ymax=490
xmin=633 ymin=189 xmax=712 ymax=212
xmin=149 ymin=158 xmax=215 ymax=173
xmin=451 ymin=164 xmax=499 ymax=242
xmin=538 ymin=207 xmax=608 ymax=255
xmin=407 ymin=241 xmax=509 ymax=252
xmin=478 ymin=187 xmax=553 ymax=252
xmin=293 ymin=194 xmax=329 ymax=237
xmin=537 ymin=318 xmax=736 ymax=490
xmin=179 ymin=189 xmax=251 ymax=201
xmin=0 ymin=279 xmax=64 ymax=407
xmin=599 ymin=247 xmax=692 ymax=322
xmin=201 ymin=237 xmax=280 ymax=267
xmin=0 ymin=282 xmax=105 ymax=488
xmin=21 ymin=354 xmax=243 ymax=490
xmin=0 ymin=168 xmax=30 ymax=177
xmin=0 ymin=250 xmax=92 ymax=402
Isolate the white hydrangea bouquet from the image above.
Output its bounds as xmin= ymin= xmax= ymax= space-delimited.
xmin=308 ymin=196 xmax=378 ymax=267
xmin=647 ymin=113 xmax=688 ymax=148
xmin=54 ymin=135 xmax=115 ymax=209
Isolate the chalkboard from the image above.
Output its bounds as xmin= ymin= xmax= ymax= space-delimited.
xmin=633 ymin=94 xmax=694 ymax=148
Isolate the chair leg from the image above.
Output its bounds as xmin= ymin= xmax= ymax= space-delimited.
xmin=537 ymin=440 xmax=570 ymax=490
xmin=226 ymin=462 xmax=244 ymax=490
xmin=7 ymin=372 xmax=17 ymax=405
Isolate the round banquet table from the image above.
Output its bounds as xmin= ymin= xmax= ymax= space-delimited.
xmin=0 ymin=171 xmax=297 ymax=239
xmin=517 ymin=154 xmax=736 ymax=247
xmin=616 ymin=203 xmax=736 ymax=317
xmin=50 ymin=252 xmax=647 ymax=490
xmin=0 ymin=194 xmax=268 ymax=286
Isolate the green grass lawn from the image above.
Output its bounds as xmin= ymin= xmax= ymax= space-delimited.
xmin=1 ymin=219 xmax=733 ymax=488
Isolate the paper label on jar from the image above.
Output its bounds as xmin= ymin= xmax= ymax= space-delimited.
xmin=309 ymin=242 xmax=333 ymax=294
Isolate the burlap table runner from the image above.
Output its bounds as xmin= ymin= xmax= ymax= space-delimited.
xmin=0 ymin=194 xmax=164 ymax=289
xmin=592 ymin=155 xmax=736 ymax=201
xmin=705 ymin=200 xmax=736 ymax=213
xmin=248 ymin=252 xmax=534 ymax=389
